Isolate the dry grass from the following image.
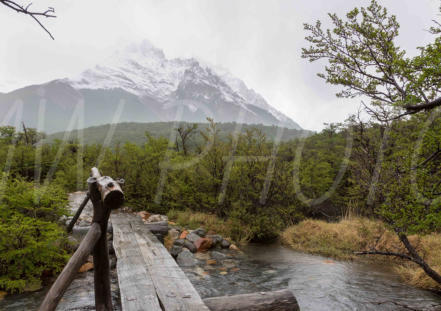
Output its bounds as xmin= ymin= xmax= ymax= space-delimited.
xmin=281 ymin=217 xmax=441 ymax=290
xmin=166 ymin=209 xmax=253 ymax=244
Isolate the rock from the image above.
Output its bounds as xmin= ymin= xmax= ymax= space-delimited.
xmin=173 ymin=239 xmax=186 ymax=247
xmin=194 ymin=237 xmax=213 ymax=252
xmin=170 ymin=245 xmax=183 ymax=258
xmin=219 ymin=271 xmax=228 ymax=275
xmin=207 ymin=234 xmax=223 ymax=247
xmin=206 ymin=259 xmax=217 ymax=265
xmin=229 ymin=244 xmax=240 ymax=251
xmin=186 ymin=232 xmax=201 ymax=243
xmin=168 ymin=221 xmax=177 ymax=225
xmin=0 ymin=291 xmax=7 ymax=301
xmin=168 ymin=228 xmax=180 ymax=240
xmin=210 ymin=251 xmax=227 ymax=260
xmin=193 ymin=228 xmax=207 ymax=237
xmin=107 ymin=223 xmax=113 ymax=234
xmin=183 ymin=240 xmax=197 ymax=253
xmin=176 ymin=249 xmax=197 ymax=267
xmin=147 ymin=214 xmax=168 ymax=223
xmin=137 ymin=211 xmax=151 ymax=221
xmin=230 ymin=267 xmax=240 ymax=272
xmin=223 ymin=259 xmax=237 ymax=269
xmin=220 ymin=239 xmax=231 ymax=249
xmin=79 ymin=262 xmax=94 ymax=273
xmin=195 ymin=252 xmax=210 ymax=260
xmin=180 ymin=230 xmax=189 ymax=239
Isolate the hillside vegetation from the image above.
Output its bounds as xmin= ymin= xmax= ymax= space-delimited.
xmin=45 ymin=122 xmax=312 ymax=147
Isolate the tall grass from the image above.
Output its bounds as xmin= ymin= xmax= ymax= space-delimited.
xmin=281 ymin=218 xmax=441 ymax=290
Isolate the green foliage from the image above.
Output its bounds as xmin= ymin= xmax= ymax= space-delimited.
xmin=0 ymin=178 xmax=69 ymax=293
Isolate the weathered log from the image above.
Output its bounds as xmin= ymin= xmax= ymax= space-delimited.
xmin=145 ymin=223 xmax=169 ymax=235
xmin=203 ymin=290 xmax=299 ymax=311
xmin=91 ymin=167 xmax=124 ymax=209
xmin=66 ymin=192 xmax=90 ymax=233
xmin=38 ymin=223 xmax=101 ymax=311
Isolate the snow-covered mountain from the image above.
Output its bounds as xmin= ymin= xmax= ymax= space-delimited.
xmin=0 ymin=40 xmax=301 ymax=133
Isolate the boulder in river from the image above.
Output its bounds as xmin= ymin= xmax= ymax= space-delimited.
xmin=176 ymin=249 xmax=197 ymax=267
xmin=186 ymin=232 xmax=201 ymax=243
xmin=210 ymin=251 xmax=227 ymax=260
xmin=183 ymin=240 xmax=197 ymax=253
xmin=220 ymin=239 xmax=231 ymax=249
xmin=194 ymin=237 xmax=213 ymax=252
xmin=207 ymin=234 xmax=223 ymax=247
xmin=193 ymin=228 xmax=207 ymax=237
xmin=170 ymin=245 xmax=183 ymax=258
xmin=174 ymin=239 xmax=186 ymax=247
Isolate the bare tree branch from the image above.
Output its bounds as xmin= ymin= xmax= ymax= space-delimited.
xmin=0 ymin=0 xmax=56 ymax=39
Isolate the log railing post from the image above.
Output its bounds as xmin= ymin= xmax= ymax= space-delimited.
xmin=88 ymin=167 xmax=124 ymax=311
xmin=39 ymin=167 xmax=124 ymax=311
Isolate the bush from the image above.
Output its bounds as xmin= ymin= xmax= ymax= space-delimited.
xmin=0 ymin=177 xmax=69 ymax=293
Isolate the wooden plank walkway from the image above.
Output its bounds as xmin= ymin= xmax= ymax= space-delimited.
xmin=111 ymin=213 xmax=210 ymax=311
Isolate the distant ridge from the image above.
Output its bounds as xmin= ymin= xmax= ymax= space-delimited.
xmin=45 ymin=122 xmax=313 ymax=147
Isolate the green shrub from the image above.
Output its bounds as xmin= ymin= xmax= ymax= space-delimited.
xmin=0 ymin=177 xmax=69 ymax=293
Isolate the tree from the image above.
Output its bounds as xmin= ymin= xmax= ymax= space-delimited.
xmin=302 ymin=0 xmax=441 ymax=284
xmin=175 ymin=123 xmax=198 ymax=156
xmin=302 ymin=0 xmax=440 ymax=120
xmin=0 ymin=0 xmax=56 ymax=39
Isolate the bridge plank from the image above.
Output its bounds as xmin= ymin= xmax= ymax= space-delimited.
xmin=125 ymin=214 xmax=210 ymax=311
xmin=111 ymin=214 xmax=162 ymax=311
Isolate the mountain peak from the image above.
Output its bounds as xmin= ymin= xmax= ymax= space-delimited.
xmin=1 ymin=40 xmax=301 ymax=131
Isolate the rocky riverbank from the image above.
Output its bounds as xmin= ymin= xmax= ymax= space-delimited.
xmin=135 ymin=210 xmax=242 ymax=269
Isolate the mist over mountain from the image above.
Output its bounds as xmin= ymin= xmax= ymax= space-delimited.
xmin=0 ymin=40 xmax=301 ymax=133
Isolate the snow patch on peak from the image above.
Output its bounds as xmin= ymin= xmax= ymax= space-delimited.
xmin=66 ymin=40 xmax=300 ymax=129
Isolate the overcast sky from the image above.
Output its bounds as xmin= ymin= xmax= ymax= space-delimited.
xmin=1 ymin=0 xmax=440 ymax=130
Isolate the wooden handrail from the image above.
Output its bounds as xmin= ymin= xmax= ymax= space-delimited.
xmin=38 ymin=223 xmax=102 ymax=311
xmin=39 ymin=167 xmax=124 ymax=311
xmin=66 ymin=192 xmax=90 ymax=233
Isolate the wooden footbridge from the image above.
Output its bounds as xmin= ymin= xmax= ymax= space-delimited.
xmin=39 ymin=168 xmax=299 ymax=311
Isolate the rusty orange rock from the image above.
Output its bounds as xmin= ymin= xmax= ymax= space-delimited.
xmin=229 ymin=244 xmax=240 ymax=251
xmin=137 ymin=211 xmax=151 ymax=221
xmin=206 ymin=259 xmax=217 ymax=265
xmin=78 ymin=262 xmax=94 ymax=273
xmin=194 ymin=237 xmax=213 ymax=252
xmin=180 ymin=230 xmax=189 ymax=239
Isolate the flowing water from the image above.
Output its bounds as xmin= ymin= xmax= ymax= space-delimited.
xmin=183 ymin=244 xmax=441 ymax=311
